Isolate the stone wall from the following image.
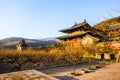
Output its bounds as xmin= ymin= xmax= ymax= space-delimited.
xmin=0 ymin=70 xmax=59 ymax=80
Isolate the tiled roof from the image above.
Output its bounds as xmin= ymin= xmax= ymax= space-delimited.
xmin=57 ymin=32 xmax=87 ymax=40
xmin=16 ymin=39 xmax=27 ymax=47
xmin=59 ymin=21 xmax=91 ymax=32
xmin=57 ymin=31 xmax=103 ymax=40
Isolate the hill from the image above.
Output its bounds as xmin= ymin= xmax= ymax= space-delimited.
xmin=0 ymin=37 xmax=59 ymax=49
xmin=94 ymin=16 xmax=120 ymax=31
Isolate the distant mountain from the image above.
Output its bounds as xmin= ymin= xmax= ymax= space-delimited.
xmin=39 ymin=37 xmax=60 ymax=42
xmin=39 ymin=37 xmax=60 ymax=47
xmin=0 ymin=37 xmax=59 ymax=49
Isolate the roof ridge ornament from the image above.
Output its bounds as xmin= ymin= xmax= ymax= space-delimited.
xmin=84 ymin=19 xmax=86 ymax=23
xmin=75 ymin=22 xmax=77 ymax=26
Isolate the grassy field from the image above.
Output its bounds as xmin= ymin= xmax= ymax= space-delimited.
xmin=0 ymin=46 xmax=85 ymax=73
xmin=0 ymin=41 xmax=115 ymax=74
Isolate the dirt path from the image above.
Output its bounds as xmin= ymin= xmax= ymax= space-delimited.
xmin=39 ymin=62 xmax=120 ymax=80
xmin=39 ymin=61 xmax=99 ymax=75
xmin=76 ymin=63 xmax=120 ymax=80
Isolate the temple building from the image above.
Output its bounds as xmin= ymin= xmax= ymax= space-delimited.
xmin=16 ymin=39 xmax=28 ymax=51
xmin=107 ymin=23 xmax=120 ymax=41
xmin=57 ymin=20 xmax=119 ymax=60
xmin=57 ymin=20 xmax=106 ymax=48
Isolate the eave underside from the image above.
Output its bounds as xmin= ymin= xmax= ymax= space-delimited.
xmin=57 ymin=31 xmax=105 ymax=41
xmin=57 ymin=32 xmax=86 ymax=40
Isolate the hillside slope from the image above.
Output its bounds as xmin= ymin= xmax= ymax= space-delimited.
xmin=94 ymin=16 xmax=120 ymax=31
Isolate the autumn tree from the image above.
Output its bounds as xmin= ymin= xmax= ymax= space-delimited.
xmin=64 ymin=46 xmax=84 ymax=76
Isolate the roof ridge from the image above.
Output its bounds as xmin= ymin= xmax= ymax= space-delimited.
xmin=72 ymin=21 xmax=87 ymax=28
xmin=59 ymin=21 xmax=89 ymax=32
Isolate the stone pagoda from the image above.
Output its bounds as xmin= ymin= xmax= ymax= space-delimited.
xmin=16 ymin=39 xmax=28 ymax=51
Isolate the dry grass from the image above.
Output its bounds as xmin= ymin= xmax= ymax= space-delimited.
xmin=0 ymin=46 xmax=85 ymax=73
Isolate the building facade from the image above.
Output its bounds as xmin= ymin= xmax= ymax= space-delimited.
xmin=57 ymin=20 xmax=105 ymax=48
xmin=107 ymin=23 xmax=120 ymax=42
xmin=57 ymin=20 xmax=116 ymax=59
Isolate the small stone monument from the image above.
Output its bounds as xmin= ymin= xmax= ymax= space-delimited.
xmin=16 ymin=39 xmax=27 ymax=51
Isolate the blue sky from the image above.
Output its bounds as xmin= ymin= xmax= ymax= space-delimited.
xmin=0 ymin=0 xmax=119 ymax=39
